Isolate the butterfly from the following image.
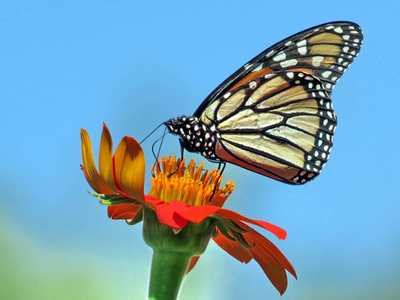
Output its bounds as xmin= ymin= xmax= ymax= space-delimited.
xmin=164 ymin=22 xmax=363 ymax=184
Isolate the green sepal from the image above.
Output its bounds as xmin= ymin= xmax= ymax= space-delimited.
xmin=142 ymin=206 xmax=216 ymax=255
xmin=212 ymin=214 xmax=252 ymax=234
xmin=215 ymin=221 xmax=254 ymax=250
xmin=89 ymin=192 xmax=139 ymax=206
xmin=126 ymin=207 xmax=144 ymax=225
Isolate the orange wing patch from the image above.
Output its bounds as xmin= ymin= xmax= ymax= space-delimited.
xmin=229 ymin=68 xmax=273 ymax=91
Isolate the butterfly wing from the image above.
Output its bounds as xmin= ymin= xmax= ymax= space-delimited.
xmin=194 ymin=21 xmax=363 ymax=116
xmin=201 ymin=71 xmax=335 ymax=184
xmin=196 ymin=22 xmax=362 ymax=184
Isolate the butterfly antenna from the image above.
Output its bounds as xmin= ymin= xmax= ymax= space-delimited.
xmin=151 ymin=127 xmax=169 ymax=177
xmin=151 ymin=127 xmax=168 ymax=159
xmin=156 ymin=126 xmax=168 ymax=159
xmin=140 ymin=122 xmax=164 ymax=144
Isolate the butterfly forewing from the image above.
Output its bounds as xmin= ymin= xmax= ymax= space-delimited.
xmin=263 ymin=23 xmax=363 ymax=94
xmin=195 ymin=21 xmax=362 ymax=116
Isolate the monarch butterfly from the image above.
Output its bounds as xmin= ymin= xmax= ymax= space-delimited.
xmin=164 ymin=22 xmax=363 ymax=184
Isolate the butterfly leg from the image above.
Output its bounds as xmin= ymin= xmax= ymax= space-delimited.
xmin=167 ymin=138 xmax=185 ymax=178
xmin=209 ymin=161 xmax=226 ymax=201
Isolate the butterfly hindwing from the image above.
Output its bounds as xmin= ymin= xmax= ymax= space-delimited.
xmin=200 ymin=71 xmax=335 ymax=184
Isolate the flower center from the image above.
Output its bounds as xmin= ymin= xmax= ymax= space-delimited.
xmin=149 ymin=156 xmax=234 ymax=207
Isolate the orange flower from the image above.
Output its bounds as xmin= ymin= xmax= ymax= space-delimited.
xmin=81 ymin=124 xmax=297 ymax=295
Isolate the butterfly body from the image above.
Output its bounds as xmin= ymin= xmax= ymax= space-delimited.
xmin=165 ymin=116 xmax=218 ymax=159
xmin=165 ymin=22 xmax=362 ymax=184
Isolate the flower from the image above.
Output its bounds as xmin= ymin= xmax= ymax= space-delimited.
xmin=81 ymin=123 xmax=297 ymax=296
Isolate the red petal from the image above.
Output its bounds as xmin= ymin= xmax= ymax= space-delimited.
xmin=145 ymin=195 xmax=166 ymax=206
xmin=153 ymin=200 xmax=189 ymax=229
xmin=108 ymin=204 xmax=142 ymax=220
xmin=144 ymin=198 xmax=218 ymax=229
xmin=172 ymin=201 xmax=220 ymax=224
xmin=212 ymin=229 xmax=252 ymax=264
xmin=215 ymin=209 xmax=287 ymax=240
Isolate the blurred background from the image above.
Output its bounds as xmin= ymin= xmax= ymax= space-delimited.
xmin=1 ymin=1 xmax=398 ymax=299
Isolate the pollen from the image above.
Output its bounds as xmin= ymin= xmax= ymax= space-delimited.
xmin=149 ymin=156 xmax=235 ymax=207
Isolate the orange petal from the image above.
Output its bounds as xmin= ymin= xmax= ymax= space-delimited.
xmin=250 ymin=241 xmax=289 ymax=295
xmin=215 ymin=209 xmax=287 ymax=240
xmin=98 ymin=123 xmax=118 ymax=192
xmin=186 ymin=256 xmax=200 ymax=274
xmin=212 ymin=230 xmax=252 ymax=263
xmin=213 ymin=226 xmax=296 ymax=295
xmin=108 ymin=204 xmax=142 ymax=220
xmin=80 ymin=129 xmax=115 ymax=194
xmin=113 ymin=136 xmax=145 ymax=202
xmin=246 ymin=231 xmax=296 ymax=279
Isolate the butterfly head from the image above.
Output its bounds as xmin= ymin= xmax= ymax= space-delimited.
xmin=164 ymin=116 xmax=217 ymax=158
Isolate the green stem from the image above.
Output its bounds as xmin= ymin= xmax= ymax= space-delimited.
xmin=148 ymin=250 xmax=192 ymax=300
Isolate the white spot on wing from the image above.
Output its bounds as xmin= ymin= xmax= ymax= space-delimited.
xmin=280 ymin=59 xmax=298 ymax=68
xmin=223 ymin=92 xmax=231 ymax=99
xmin=322 ymin=71 xmax=332 ymax=78
xmin=297 ymin=40 xmax=307 ymax=55
xmin=298 ymin=46 xmax=307 ymax=55
xmin=273 ymin=52 xmax=286 ymax=62
xmin=312 ymin=56 xmax=324 ymax=66
xmin=252 ymin=64 xmax=262 ymax=72
xmin=334 ymin=27 xmax=343 ymax=33
xmin=244 ymin=63 xmax=253 ymax=70
xmin=249 ymin=81 xmax=257 ymax=89
xmin=297 ymin=40 xmax=307 ymax=47
xmin=266 ymin=50 xmax=275 ymax=57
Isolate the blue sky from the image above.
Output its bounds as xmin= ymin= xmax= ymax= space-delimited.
xmin=1 ymin=1 xmax=399 ymax=299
